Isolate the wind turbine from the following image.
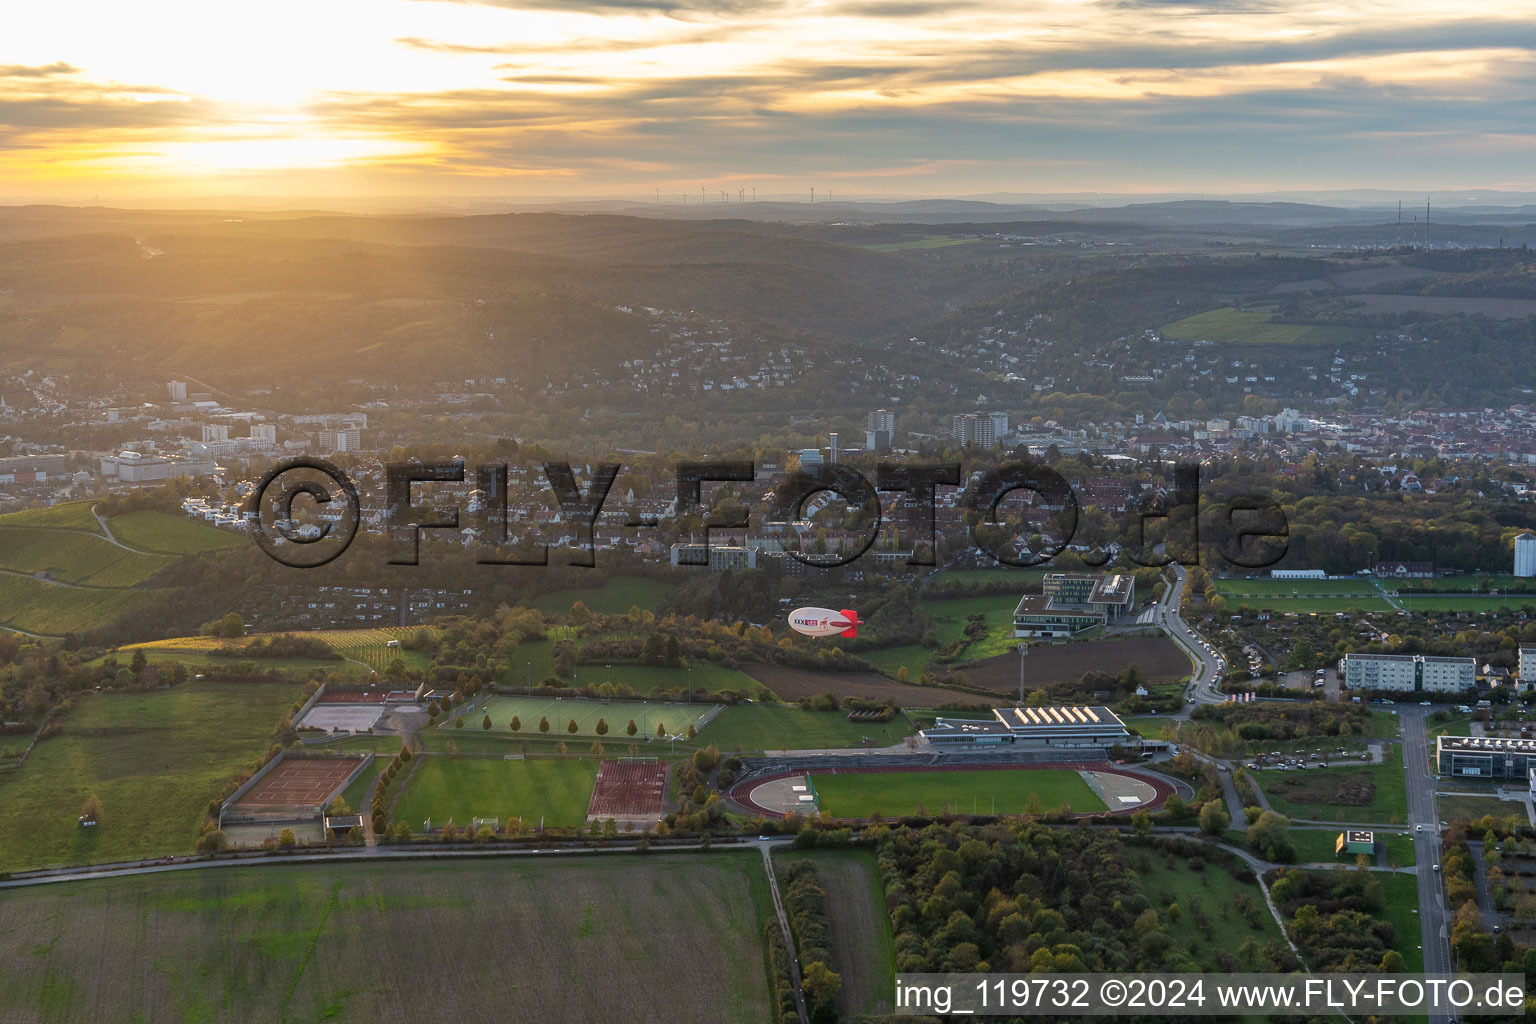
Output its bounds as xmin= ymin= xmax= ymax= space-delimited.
xmin=701 ymin=185 xmax=707 ymax=204
xmin=809 ymin=186 xmax=815 ymax=204
xmin=720 ymin=189 xmax=727 ymax=203
xmin=737 ymin=188 xmax=745 ymax=202
xmin=751 ymin=187 xmax=756 ymax=202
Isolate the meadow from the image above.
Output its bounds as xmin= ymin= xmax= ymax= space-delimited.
xmin=105 ymin=510 xmax=245 ymax=555
xmin=0 ymin=500 xmax=103 ymax=532
xmin=919 ymin=593 xmax=1023 ymax=660
xmin=1162 ymin=307 xmax=1366 ymax=345
xmin=0 ymin=680 xmax=303 ymax=871
xmin=1211 ymin=578 xmax=1377 ymax=597
xmin=0 ymin=526 xmax=172 ymax=586
xmin=532 ymin=576 xmax=674 ymax=616
xmin=1285 ymin=828 xmax=1416 ymax=867
xmin=0 ymin=855 xmax=777 ymax=1024
xmin=504 ymin=639 xmax=767 ymax=696
xmin=391 ymin=755 xmax=599 ymax=830
xmin=1251 ymin=748 xmax=1408 ymax=824
xmin=1436 ymin=794 xmax=1523 ymax=825
xmin=1135 ymin=856 xmax=1285 ymax=964
xmin=809 ymin=767 xmax=1105 ymax=818
xmin=0 ymin=572 xmax=162 ymax=636
xmin=701 ymin=703 xmax=915 ymax=754
xmin=1399 ymin=595 xmax=1536 ymax=613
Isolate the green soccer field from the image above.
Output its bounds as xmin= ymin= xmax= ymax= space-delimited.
xmin=392 ymin=756 xmax=599 ymax=829
xmin=809 ymin=768 xmax=1106 ymax=818
xmin=445 ymin=693 xmax=717 ymax=740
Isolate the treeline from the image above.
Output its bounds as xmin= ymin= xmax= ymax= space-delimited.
xmin=781 ymin=860 xmax=843 ymax=1024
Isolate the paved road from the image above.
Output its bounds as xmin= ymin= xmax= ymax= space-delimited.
xmin=1158 ymin=565 xmax=1225 ymax=709
xmin=1400 ymin=706 xmax=1454 ymax=1020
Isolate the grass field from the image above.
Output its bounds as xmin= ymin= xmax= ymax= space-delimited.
xmin=1212 ymin=578 xmax=1377 ymax=597
xmin=701 ymin=704 xmax=915 ymax=754
xmin=0 ymin=855 xmax=777 ymax=1024
xmin=392 ymin=755 xmax=598 ymax=830
xmin=1399 ymin=595 xmax=1536 ymax=613
xmin=862 ymin=235 xmax=975 ymax=251
xmin=0 ymin=572 xmax=163 ymax=635
xmin=1395 ymin=575 xmax=1528 ymax=593
xmin=1136 ymin=855 xmax=1284 ymax=964
xmin=920 ymin=594 xmax=1023 ymax=661
xmin=859 ymin=645 xmax=930 ymax=679
xmin=0 ymin=680 xmax=303 ymax=871
xmin=1220 ymin=596 xmax=1394 ymax=614
xmin=503 ymin=639 xmax=764 ymax=696
xmin=532 ymin=576 xmax=673 ymax=617
xmin=0 ymin=525 xmax=172 ymax=586
xmin=450 ymin=693 xmax=716 ymax=739
xmin=1377 ymin=872 xmax=1425 ymax=973
xmin=1436 ymin=794 xmax=1523 ymax=825
xmin=105 ymin=509 xmax=245 ymax=554
xmin=810 ymin=767 xmax=1105 ymax=818
xmin=1286 ymin=828 xmax=1417 ymax=867
xmin=1252 ymin=748 xmax=1408 ymax=824
xmin=1162 ymin=307 xmax=1366 ymax=345
xmin=0 ymin=500 xmax=103 ymax=532
xmin=774 ymin=849 xmax=895 ymax=1017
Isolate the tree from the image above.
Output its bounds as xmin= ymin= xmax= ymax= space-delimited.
xmin=626 ymin=719 xmax=638 ymax=736
xmin=656 ymin=722 xmax=666 ymax=738
xmin=539 ymin=716 xmax=551 ymax=733
xmin=509 ymin=716 xmax=521 ymax=732
xmin=567 ymin=718 xmax=579 ymax=734
xmin=482 ymin=714 xmax=492 ymax=731
xmin=277 ymin=828 xmax=297 ymax=849
xmin=801 ymin=961 xmax=842 ymax=1023
xmin=196 ymin=828 xmax=228 ymax=853
xmin=591 ymin=740 xmax=605 ymax=755
xmin=79 ymin=793 xmax=103 ymax=825
xmin=555 ymin=740 xmax=568 ymax=755
xmin=1131 ymin=810 xmax=1152 ymax=835
xmin=130 ymin=649 xmax=148 ymax=676
xmin=1247 ymin=810 xmax=1293 ymax=862
xmin=454 ymin=717 xmax=464 ymax=729
xmin=595 ymin=718 xmax=608 ymax=736
xmin=1199 ymin=801 xmax=1231 ymax=836
xmin=427 ymin=701 xmax=440 ymax=721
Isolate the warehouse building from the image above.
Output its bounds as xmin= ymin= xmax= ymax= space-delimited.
xmin=1341 ymin=653 xmax=1476 ymax=693
xmin=1437 ymin=735 xmax=1536 ymax=779
xmin=921 ymin=704 xmax=1130 ymax=752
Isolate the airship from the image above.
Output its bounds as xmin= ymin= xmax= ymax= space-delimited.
xmin=787 ymin=607 xmax=862 ymax=639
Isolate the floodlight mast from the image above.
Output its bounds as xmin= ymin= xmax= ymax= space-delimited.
xmin=1018 ymin=642 xmax=1028 ymax=705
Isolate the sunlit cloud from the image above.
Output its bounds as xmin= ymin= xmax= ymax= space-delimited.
xmin=0 ymin=0 xmax=1531 ymax=197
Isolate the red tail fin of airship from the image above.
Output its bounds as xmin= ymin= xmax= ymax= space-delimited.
xmin=839 ymin=609 xmax=862 ymax=639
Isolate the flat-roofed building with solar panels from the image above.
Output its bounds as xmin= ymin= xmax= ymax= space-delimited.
xmin=921 ymin=705 xmax=1130 ymax=752
xmin=1013 ymin=573 xmax=1136 ymax=637
xmin=1437 ymin=735 xmax=1536 ymax=779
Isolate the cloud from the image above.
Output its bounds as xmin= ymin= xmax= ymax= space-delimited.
xmin=408 ymin=0 xmax=785 ymax=17
xmin=0 ymin=62 xmax=79 ymax=79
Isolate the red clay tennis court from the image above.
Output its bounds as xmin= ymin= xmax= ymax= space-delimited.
xmin=587 ymin=760 xmax=668 ymax=818
xmin=235 ymin=758 xmax=360 ymax=809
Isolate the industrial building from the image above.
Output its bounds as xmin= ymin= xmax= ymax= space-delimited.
xmin=98 ymin=451 xmax=217 ymax=484
xmin=1013 ymin=573 xmax=1136 ymax=637
xmin=669 ymin=542 xmax=756 ymax=571
xmin=1437 ymin=735 xmax=1536 ymax=779
xmin=1341 ymin=653 xmax=1477 ymax=693
xmin=920 ymin=705 xmax=1129 ymax=751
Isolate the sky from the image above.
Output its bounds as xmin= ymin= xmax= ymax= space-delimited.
xmin=1 ymin=0 xmax=1533 ymax=201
